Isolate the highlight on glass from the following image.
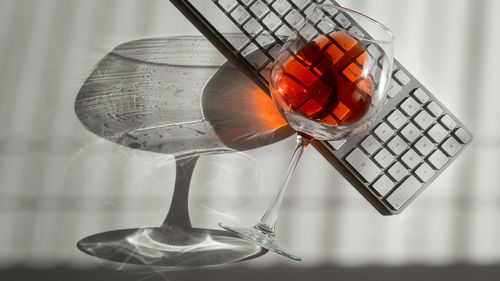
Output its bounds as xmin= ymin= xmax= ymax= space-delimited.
xmin=219 ymin=4 xmax=395 ymax=261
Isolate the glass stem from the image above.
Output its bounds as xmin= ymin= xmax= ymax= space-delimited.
xmin=255 ymin=133 xmax=311 ymax=234
xmin=162 ymin=156 xmax=199 ymax=229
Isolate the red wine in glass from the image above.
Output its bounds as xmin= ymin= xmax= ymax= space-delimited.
xmin=274 ymin=32 xmax=375 ymax=127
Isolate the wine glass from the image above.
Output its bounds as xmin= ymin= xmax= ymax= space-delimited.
xmin=219 ymin=4 xmax=394 ymax=261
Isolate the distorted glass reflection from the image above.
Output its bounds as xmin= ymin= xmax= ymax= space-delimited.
xmin=74 ymin=35 xmax=294 ymax=270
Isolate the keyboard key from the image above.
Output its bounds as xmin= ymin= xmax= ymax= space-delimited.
xmin=250 ymin=0 xmax=269 ymax=18
xmin=299 ymin=23 xmax=318 ymax=41
xmin=317 ymin=20 xmax=334 ymax=33
xmin=303 ymin=4 xmax=318 ymax=23
xmin=219 ymin=0 xmax=237 ymax=12
xmin=439 ymin=114 xmax=457 ymax=130
xmin=386 ymin=176 xmax=422 ymax=210
xmin=367 ymin=44 xmax=381 ymax=59
xmin=256 ymin=32 xmax=275 ymax=47
xmin=248 ymin=52 xmax=268 ymax=69
xmin=401 ymin=149 xmax=422 ymax=169
xmin=387 ymin=79 xmax=402 ymax=98
xmin=284 ymin=9 xmax=304 ymax=28
xmin=335 ymin=33 xmax=357 ymax=51
xmin=243 ymin=18 xmax=263 ymax=34
xmin=342 ymin=63 xmax=363 ymax=82
xmin=401 ymin=123 xmax=420 ymax=143
xmin=272 ymin=0 xmax=291 ymax=15
xmin=241 ymin=42 xmax=257 ymax=56
xmin=334 ymin=13 xmax=352 ymax=28
xmin=231 ymin=6 xmax=250 ymax=24
xmin=276 ymin=24 xmax=292 ymax=37
xmin=414 ymin=110 xmax=434 ymax=130
xmin=415 ymin=163 xmax=435 ymax=182
xmin=415 ymin=136 xmax=435 ymax=156
xmin=268 ymin=42 xmax=282 ymax=59
xmin=360 ymin=135 xmax=381 ymax=155
xmin=372 ymin=175 xmax=395 ymax=197
xmin=262 ymin=12 xmax=281 ymax=31
xmin=329 ymin=139 xmax=346 ymax=151
xmin=394 ymin=70 xmax=411 ymax=85
xmin=454 ymin=128 xmax=472 ymax=144
xmin=388 ymin=162 xmax=409 ymax=182
xmin=374 ymin=148 xmax=394 ymax=168
xmin=374 ymin=122 xmax=394 ymax=142
xmin=356 ymin=52 xmax=369 ymax=65
xmin=387 ymin=109 xmax=407 ymax=129
xmin=428 ymin=149 xmax=448 ymax=169
xmin=387 ymin=135 xmax=408 ymax=155
xmin=345 ymin=148 xmax=381 ymax=183
xmin=412 ymin=88 xmax=430 ymax=104
xmin=427 ymin=123 xmax=448 ymax=143
xmin=399 ymin=97 xmax=420 ymax=116
xmin=348 ymin=26 xmax=364 ymax=37
xmin=426 ymin=101 xmax=443 ymax=117
xmin=291 ymin=0 xmax=308 ymax=9
xmin=441 ymin=137 xmax=462 ymax=156
xmin=228 ymin=36 xmax=248 ymax=52
xmin=315 ymin=47 xmax=341 ymax=70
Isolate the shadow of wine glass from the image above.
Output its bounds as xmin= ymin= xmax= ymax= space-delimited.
xmin=74 ymin=35 xmax=294 ymax=270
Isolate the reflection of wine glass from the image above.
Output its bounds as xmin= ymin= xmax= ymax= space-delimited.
xmin=74 ymin=35 xmax=292 ymax=269
xmin=219 ymin=4 xmax=394 ymax=261
xmin=77 ymin=155 xmax=267 ymax=270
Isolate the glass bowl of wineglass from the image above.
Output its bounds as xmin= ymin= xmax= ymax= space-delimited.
xmin=219 ymin=4 xmax=394 ymax=261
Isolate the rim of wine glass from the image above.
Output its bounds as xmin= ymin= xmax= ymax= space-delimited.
xmin=313 ymin=4 xmax=395 ymax=45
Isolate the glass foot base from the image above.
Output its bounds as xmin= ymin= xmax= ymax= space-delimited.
xmin=77 ymin=226 xmax=266 ymax=269
xmin=218 ymin=223 xmax=302 ymax=261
